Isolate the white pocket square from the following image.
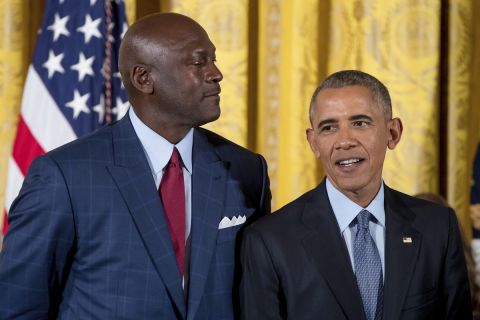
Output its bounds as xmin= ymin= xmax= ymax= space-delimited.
xmin=218 ymin=215 xmax=247 ymax=230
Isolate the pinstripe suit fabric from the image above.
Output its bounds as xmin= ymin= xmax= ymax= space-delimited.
xmin=0 ymin=114 xmax=270 ymax=319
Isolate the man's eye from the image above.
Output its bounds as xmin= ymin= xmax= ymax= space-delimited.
xmin=353 ymin=121 xmax=368 ymax=127
xmin=193 ymin=56 xmax=216 ymax=66
xmin=193 ymin=58 xmax=206 ymax=66
xmin=320 ymin=125 xmax=333 ymax=132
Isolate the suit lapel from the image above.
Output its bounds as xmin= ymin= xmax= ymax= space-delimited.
xmin=382 ymin=186 xmax=421 ymax=320
xmin=106 ymin=115 xmax=186 ymax=318
xmin=301 ymin=180 xmax=365 ymax=320
xmin=187 ymin=129 xmax=227 ymax=320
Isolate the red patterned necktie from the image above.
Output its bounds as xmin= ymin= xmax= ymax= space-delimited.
xmin=159 ymin=147 xmax=186 ymax=276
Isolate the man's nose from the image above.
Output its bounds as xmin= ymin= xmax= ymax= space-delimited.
xmin=334 ymin=128 xmax=357 ymax=149
xmin=206 ymin=61 xmax=223 ymax=83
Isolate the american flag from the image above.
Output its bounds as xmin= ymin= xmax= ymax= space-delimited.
xmin=3 ymin=0 xmax=129 ymax=234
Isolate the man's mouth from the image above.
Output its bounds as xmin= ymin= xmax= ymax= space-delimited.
xmin=336 ymin=158 xmax=364 ymax=167
xmin=204 ymin=87 xmax=221 ymax=97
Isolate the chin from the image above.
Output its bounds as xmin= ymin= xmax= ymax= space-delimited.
xmin=208 ymin=106 xmax=221 ymax=121
xmin=336 ymin=179 xmax=367 ymax=194
xmin=197 ymin=112 xmax=221 ymax=127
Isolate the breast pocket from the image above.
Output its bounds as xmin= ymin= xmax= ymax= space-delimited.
xmin=217 ymin=224 xmax=243 ymax=243
xmin=216 ymin=207 xmax=255 ymax=243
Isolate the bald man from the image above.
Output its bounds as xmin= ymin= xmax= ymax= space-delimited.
xmin=0 ymin=13 xmax=270 ymax=319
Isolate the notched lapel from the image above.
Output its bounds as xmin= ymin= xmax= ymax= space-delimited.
xmin=107 ymin=116 xmax=186 ymax=318
xmin=187 ymin=130 xmax=228 ymax=319
xmin=382 ymin=187 xmax=421 ymax=320
xmin=301 ymin=182 xmax=365 ymax=320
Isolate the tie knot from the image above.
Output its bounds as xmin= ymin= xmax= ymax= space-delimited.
xmin=168 ymin=147 xmax=182 ymax=168
xmin=356 ymin=209 xmax=371 ymax=229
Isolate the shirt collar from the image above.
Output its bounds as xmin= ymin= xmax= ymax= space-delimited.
xmin=326 ymin=178 xmax=385 ymax=233
xmin=129 ymin=108 xmax=193 ymax=175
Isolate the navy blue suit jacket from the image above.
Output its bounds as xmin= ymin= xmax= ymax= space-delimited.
xmin=0 ymin=114 xmax=271 ymax=319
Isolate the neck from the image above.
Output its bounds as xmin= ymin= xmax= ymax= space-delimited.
xmin=347 ymin=184 xmax=382 ymax=208
xmin=155 ymin=127 xmax=190 ymax=144
xmin=132 ymin=106 xmax=191 ymax=144
xmin=328 ymin=178 xmax=382 ymax=208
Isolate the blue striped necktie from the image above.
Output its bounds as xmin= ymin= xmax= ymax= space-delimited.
xmin=353 ymin=209 xmax=383 ymax=320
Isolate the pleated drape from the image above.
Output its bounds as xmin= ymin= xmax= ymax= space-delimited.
xmin=168 ymin=0 xmax=251 ymax=147
xmin=255 ymin=0 xmax=326 ymax=208
xmin=447 ymin=0 xmax=480 ymax=234
xmin=1 ymin=0 xmax=479 ymax=235
xmin=0 ymin=0 xmax=44 ymax=226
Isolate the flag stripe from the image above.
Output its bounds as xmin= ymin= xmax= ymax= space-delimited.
xmin=12 ymin=117 xmax=45 ymax=176
xmin=21 ymin=66 xmax=77 ymax=151
xmin=5 ymin=158 xmax=23 ymax=212
xmin=3 ymin=0 xmax=128 ymax=235
xmin=2 ymin=211 xmax=7 ymax=235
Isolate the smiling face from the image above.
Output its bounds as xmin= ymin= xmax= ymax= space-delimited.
xmin=306 ymin=85 xmax=402 ymax=207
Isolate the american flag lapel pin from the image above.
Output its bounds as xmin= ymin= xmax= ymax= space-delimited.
xmin=403 ymin=237 xmax=413 ymax=243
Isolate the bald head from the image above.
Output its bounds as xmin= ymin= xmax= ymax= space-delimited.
xmin=118 ymin=13 xmax=209 ymax=92
xmin=117 ymin=12 xmax=222 ymax=143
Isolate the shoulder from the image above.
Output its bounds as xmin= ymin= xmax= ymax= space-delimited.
xmin=196 ymin=127 xmax=263 ymax=162
xmin=246 ymin=188 xmax=316 ymax=235
xmin=46 ymin=120 xmax=118 ymax=162
xmin=242 ymin=187 xmax=325 ymax=261
xmin=195 ymin=128 xmax=268 ymax=196
xmin=388 ymin=187 xmax=450 ymax=213
xmin=385 ymin=186 xmax=457 ymax=230
xmin=24 ymin=123 xmax=116 ymax=184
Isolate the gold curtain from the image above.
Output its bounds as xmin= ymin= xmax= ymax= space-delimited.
xmin=328 ymin=0 xmax=441 ymax=196
xmin=1 ymin=0 xmax=480 ymax=234
xmin=256 ymin=0 xmax=326 ymax=209
xmin=448 ymin=0 xmax=480 ymax=235
xmin=0 ymin=0 xmax=44 ymax=231
xmin=167 ymin=0 xmax=250 ymax=147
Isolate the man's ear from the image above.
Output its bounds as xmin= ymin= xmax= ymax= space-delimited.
xmin=306 ymin=128 xmax=320 ymax=158
xmin=131 ymin=64 xmax=153 ymax=94
xmin=387 ymin=117 xmax=403 ymax=150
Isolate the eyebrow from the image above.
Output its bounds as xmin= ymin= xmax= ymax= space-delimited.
xmin=316 ymin=114 xmax=374 ymax=129
xmin=192 ymin=45 xmax=216 ymax=54
xmin=316 ymin=118 xmax=337 ymax=129
xmin=349 ymin=114 xmax=374 ymax=122
xmin=191 ymin=49 xmax=216 ymax=59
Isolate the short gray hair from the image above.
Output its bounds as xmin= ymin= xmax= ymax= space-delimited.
xmin=309 ymin=70 xmax=392 ymax=123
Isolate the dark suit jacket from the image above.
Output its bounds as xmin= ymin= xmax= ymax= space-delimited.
xmin=240 ymin=179 xmax=471 ymax=320
xmin=0 ymin=114 xmax=271 ymax=319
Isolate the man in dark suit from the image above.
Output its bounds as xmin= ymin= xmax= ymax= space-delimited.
xmin=0 ymin=13 xmax=270 ymax=319
xmin=240 ymin=70 xmax=471 ymax=319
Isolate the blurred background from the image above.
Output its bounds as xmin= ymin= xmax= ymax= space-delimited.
xmin=0 ymin=0 xmax=479 ymax=236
